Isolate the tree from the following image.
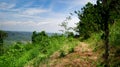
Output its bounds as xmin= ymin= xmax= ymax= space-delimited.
xmin=31 ymin=31 xmax=49 ymax=53
xmin=32 ymin=31 xmax=37 ymax=43
xmin=75 ymin=2 xmax=101 ymax=39
xmin=59 ymin=16 xmax=74 ymax=36
xmin=0 ymin=30 xmax=7 ymax=55
xmin=0 ymin=30 xmax=7 ymax=46
xmin=68 ymin=32 xmax=74 ymax=38
xmin=100 ymin=0 xmax=120 ymax=66
xmin=32 ymin=31 xmax=48 ymax=44
xmin=75 ymin=0 xmax=120 ymax=66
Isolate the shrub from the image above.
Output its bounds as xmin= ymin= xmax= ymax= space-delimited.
xmin=59 ymin=50 xmax=65 ymax=58
xmin=68 ymin=47 xmax=74 ymax=53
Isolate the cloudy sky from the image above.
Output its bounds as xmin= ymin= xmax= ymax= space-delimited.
xmin=0 ymin=0 xmax=96 ymax=33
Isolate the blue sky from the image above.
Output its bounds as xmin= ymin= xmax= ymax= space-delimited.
xmin=0 ymin=0 xmax=96 ymax=33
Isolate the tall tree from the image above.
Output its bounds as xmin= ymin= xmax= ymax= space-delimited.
xmin=75 ymin=2 xmax=101 ymax=39
xmin=32 ymin=31 xmax=37 ymax=43
xmin=0 ymin=30 xmax=7 ymax=46
xmin=0 ymin=30 xmax=7 ymax=55
xmin=101 ymin=0 xmax=120 ymax=66
xmin=75 ymin=0 xmax=120 ymax=66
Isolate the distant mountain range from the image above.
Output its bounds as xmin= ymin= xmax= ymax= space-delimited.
xmin=5 ymin=31 xmax=32 ymax=41
xmin=4 ymin=31 xmax=32 ymax=45
xmin=4 ymin=31 xmax=61 ymax=45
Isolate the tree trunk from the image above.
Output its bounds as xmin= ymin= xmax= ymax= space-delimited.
xmin=102 ymin=0 xmax=110 ymax=67
xmin=104 ymin=18 xmax=109 ymax=67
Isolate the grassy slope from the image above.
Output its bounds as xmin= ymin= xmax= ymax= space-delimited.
xmin=39 ymin=42 xmax=98 ymax=67
xmin=24 ymin=38 xmax=80 ymax=67
xmin=25 ymin=20 xmax=120 ymax=67
xmin=1 ymin=19 xmax=120 ymax=67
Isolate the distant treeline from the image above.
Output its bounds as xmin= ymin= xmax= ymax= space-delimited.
xmin=4 ymin=31 xmax=62 ymax=44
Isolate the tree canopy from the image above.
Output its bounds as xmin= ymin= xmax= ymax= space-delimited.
xmin=0 ymin=30 xmax=7 ymax=46
xmin=75 ymin=0 xmax=120 ymax=66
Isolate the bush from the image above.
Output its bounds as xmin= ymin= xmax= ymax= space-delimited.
xmin=68 ymin=47 xmax=74 ymax=53
xmin=59 ymin=50 xmax=65 ymax=58
xmin=110 ymin=20 xmax=120 ymax=46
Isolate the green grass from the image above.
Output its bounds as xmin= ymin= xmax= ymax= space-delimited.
xmin=1 ymin=20 xmax=120 ymax=67
xmin=0 ymin=35 xmax=79 ymax=67
xmin=26 ymin=37 xmax=79 ymax=67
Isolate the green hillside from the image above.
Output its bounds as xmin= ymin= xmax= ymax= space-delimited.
xmin=0 ymin=0 xmax=120 ymax=67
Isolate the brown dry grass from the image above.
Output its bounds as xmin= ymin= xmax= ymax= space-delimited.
xmin=40 ymin=42 xmax=98 ymax=67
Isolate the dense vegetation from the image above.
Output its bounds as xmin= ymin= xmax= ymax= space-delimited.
xmin=74 ymin=0 xmax=120 ymax=66
xmin=0 ymin=31 xmax=79 ymax=67
xmin=0 ymin=0 xmax=120 ymax=67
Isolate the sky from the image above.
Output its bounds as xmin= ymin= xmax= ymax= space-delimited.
xmin=0 ymin=0 xmax=96 ymax=33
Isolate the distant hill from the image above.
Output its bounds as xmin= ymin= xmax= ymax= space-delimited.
xmin=4 ymin=31 xmax=61 ymax=45
xmin=5 ymin=31 xmax=32 ymax=41
xmin=4 ymin=31 xmax=32 ymax=45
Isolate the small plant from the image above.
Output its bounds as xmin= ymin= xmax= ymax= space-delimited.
xmin=59 ymin=50 xmax=65 ymax=58
xmin=68 ymin=47 xmax=74 ymax=53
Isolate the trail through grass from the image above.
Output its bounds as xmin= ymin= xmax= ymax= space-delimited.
xmin=40 ymin=42 xmax=98 ymax=67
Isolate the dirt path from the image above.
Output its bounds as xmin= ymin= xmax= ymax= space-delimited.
xmin=40 ymin=42 xmax=98 ymax=67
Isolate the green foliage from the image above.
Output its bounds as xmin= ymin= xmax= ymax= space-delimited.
xmin=110 ymin=19 xmax=120 ymax=46
xmin=68 ymin=47 xmax=74 ymax=53
xmin=59 ymin=50 xmax=65 ymax=58
xmin=0 ymin=42 xmax=36 ymax=67
xmin=75 ymin=0 xmax=120 ymax=39
xmin=32 ymin=31 xmax=37 ymax=43
xmin=68 ymin=32 xmax=74 ymax=38
xmin=74 ymin=0 xmax=120 ymax=66
xmin=75 ymin=2 xmax=102 ymax=39
xmin=15 ymin=47 xmax=39 ymax=67
xmin=32 ymin=31 xmax=50 ymax=53
xmin=107 ymin=20 xmax=120 ymax=66
xmin=111 ymin=60 xmax=120 ymax=67
xmin=0 ymin=30 xmax=7 ymax=40
xmin=0 ymin=31 xmax=79 ymax=67
xmin=0 ymin=30 xmax=8 ymax=55
xmin=32 ymin=55 xmax=48 ymax=67
xmin=32 ymin=31 xmax=48 ymax=44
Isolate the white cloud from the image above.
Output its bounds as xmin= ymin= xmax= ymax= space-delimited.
xmin=0 ymin=2 xmax=15 ymax=10
xmin=1 ymin=21 xmax=49 ymax=27
xmin=22 ymin=8 xmax=50 ymax=15
xmin=76 ymin=0 xmax=96 ymax=5
xmin=0 ymin=16 xmax=65 ymax=32
xmin=58 ymin=0 xmax=96 ymax=5
xmin=68 ymin=16 xmax=79 ymax=27
xmin=58 ymin=0 xmax=96 ymax=11
xmin=0 ymin=7 xmax=79 ymax=33
xmin=0 ymin=0 xmax=97 ymax=32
